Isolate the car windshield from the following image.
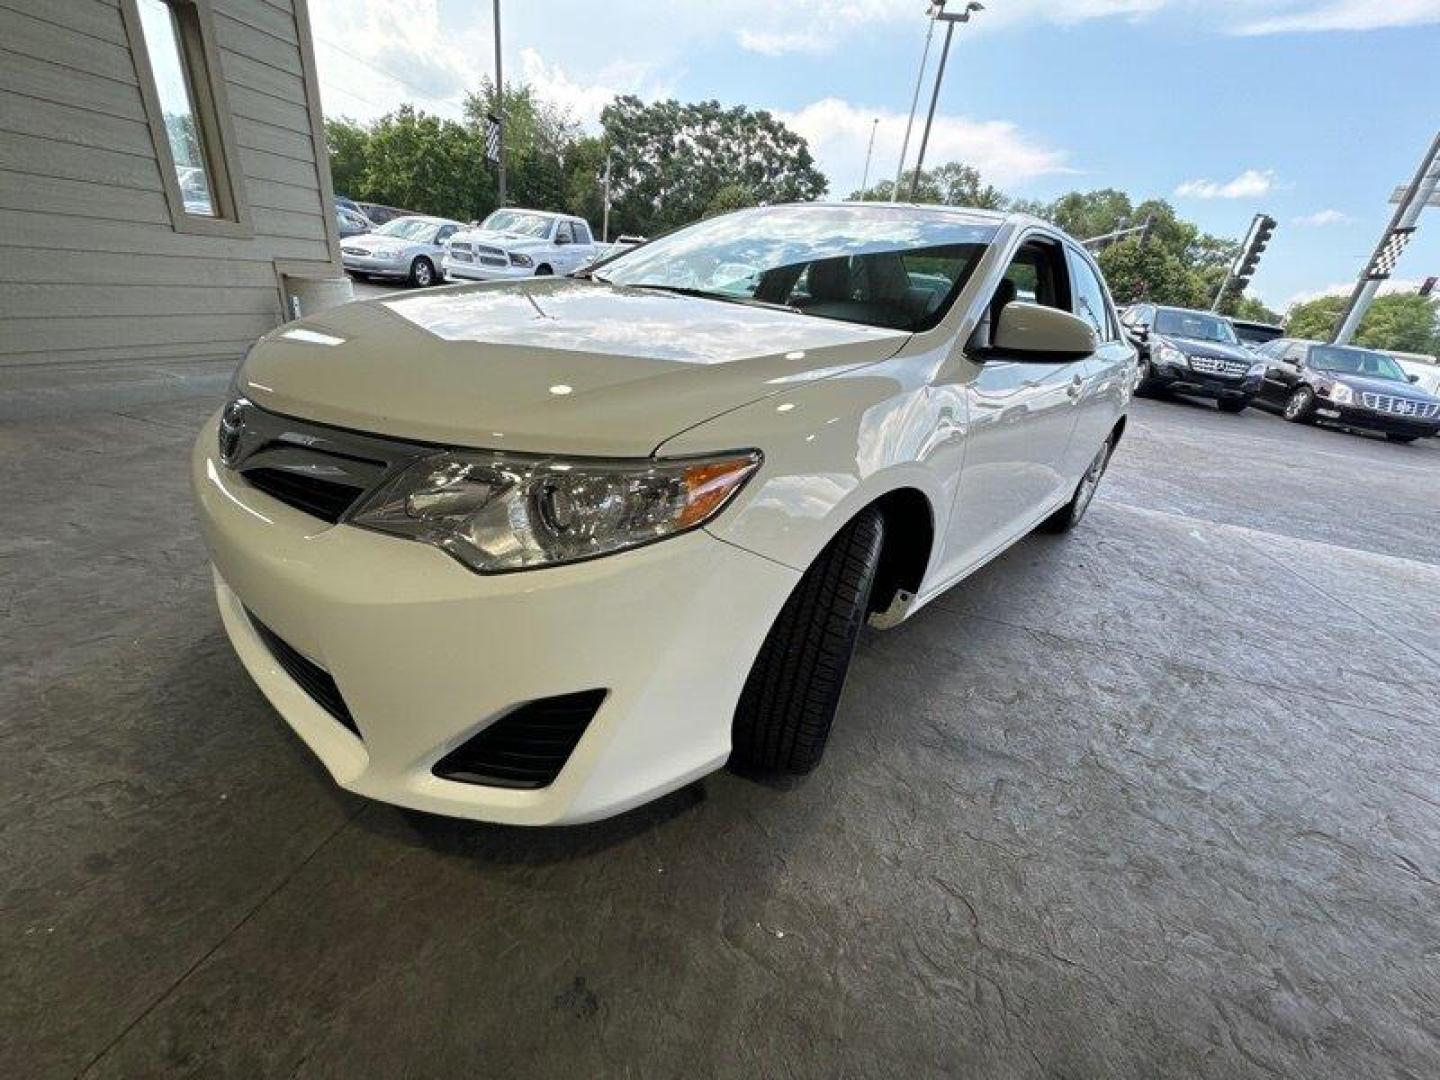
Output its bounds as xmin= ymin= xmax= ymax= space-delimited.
xmin=481 ymin=211 xmax=554 ymax=238
xmin=591 ymin=205 xmax=998 ymax=332
xmin=1308 ymin=345 xmax=1408 ymax=381
xmin=1155 ymin=309 xmax=1238 ymax=344
xmin=375 ymin=217 xmax=439 ymax=241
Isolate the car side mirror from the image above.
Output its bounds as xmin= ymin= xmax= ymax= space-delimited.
xmin=1128 ymin=324 xmax=1150 ymax=341
xmin=984 ymin=302 xmax=1098 ymax=362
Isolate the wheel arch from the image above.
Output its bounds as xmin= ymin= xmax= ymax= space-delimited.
xmin=864 ymin=487 xmax=935 ymax=615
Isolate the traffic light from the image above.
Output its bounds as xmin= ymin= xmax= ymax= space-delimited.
xmin=1231 ymin=214 xmax=1277 ymax=294
xmin=1422 ymin=276 xmax=1437 ymax=298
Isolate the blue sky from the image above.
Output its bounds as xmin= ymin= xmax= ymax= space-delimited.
xmin=308 ymin=1 xmax=1440 ymax=312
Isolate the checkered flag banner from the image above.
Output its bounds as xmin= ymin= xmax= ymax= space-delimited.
xmin=484 ymin=113 xmax=501 ymax=165
xmin=1366 ymin=226 xmax=1415 ymax=280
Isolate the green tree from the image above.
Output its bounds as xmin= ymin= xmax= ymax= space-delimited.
xmin=849 ymin=162 xmax=1006 ymax=209
xmin=324 ymin=117 xmax=370 ymax=198
xmin=1096 ymin=237 xmax=1209 ymax=308
xmin=1287 ymin=293 xmax=1440 ymax=354
xmin=1232 ymin=295 xmax=1281 ymax=324
xmin=359 ymin=106 xmax=487 ymax=221
xmin=599 ymin=96 xmax=826 ymax=236
xmin=703 ymin=182 xmax=758 ymax=218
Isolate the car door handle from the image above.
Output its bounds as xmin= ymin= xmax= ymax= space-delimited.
xmin=1067 ymin=374 xmax=1083 ymax=399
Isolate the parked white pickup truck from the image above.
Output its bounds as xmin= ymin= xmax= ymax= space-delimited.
xmin=443 ymin=209 xmax=599 ymax=281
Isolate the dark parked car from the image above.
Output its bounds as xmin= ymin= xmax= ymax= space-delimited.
xmin=356 ymin=202 xmax=412 ymax=226
xmin=335 ymin=205 xmax=373 ymax=239
xmin=1230 ymin=318 xmax=1284 ymax=352
xmin=1253 ymin=338 xmax=1440 ymax=443
xmin=1120 ymin=304 xmax=1264 ymax=412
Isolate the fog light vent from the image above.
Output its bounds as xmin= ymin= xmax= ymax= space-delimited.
xmin=433 ymin=690 xmax=607 ymax=789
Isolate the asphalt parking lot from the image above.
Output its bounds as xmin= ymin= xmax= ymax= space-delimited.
xmin=3 ymin=352 xmax=1439 ymax=1079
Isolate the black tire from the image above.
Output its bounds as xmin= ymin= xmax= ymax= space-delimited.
xmin=1284 ymin=386 xmax=1316 ymax=424
xmin=1037 ymin=437 xmax=1113 ymax=534
xmin=731 ymin=509 xmax=885 ymax=774
xmin=1386 ymin=433 xmax=1419 ymax=444
xmin=535 ymin=264 xmax=554 ymax=276
xmin=1217 ymin=397 xmax=1248 ymax=414
xmin=408 ymin=257 xmax=436 ymax=287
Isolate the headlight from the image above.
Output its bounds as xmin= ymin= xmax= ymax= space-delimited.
xmin=1328 ymin=383 xmax=1354 ymax=405
xmin=509 ymin=252 xmax=534 ymax=268
xmin=350 ymin=449 xmax=762 ymax=573
xmin=1157 ymin=344 xmax=1187 ymax=368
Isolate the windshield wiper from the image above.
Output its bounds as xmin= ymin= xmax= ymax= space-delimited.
xmin=620 ymin=283 xmax=801 ymax=314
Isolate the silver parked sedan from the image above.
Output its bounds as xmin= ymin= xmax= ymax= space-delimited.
xmin=341 ymin=215 xmax=463 ymax=287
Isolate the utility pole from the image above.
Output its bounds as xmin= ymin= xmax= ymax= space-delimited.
xmin=1333 ymin=129 xmax=1440 ymax=344
xmin=858 ymin=118 xmax=879 ymax=199
xmin=893 ymin=3 xmax=943 ymax=198
xmin=908 ymin=3 xmax=983 ymax=203
xmin=492 ymin=0 xmax=506 ymax=206
xmin=602 ymin=150 xmax=612 ymax=243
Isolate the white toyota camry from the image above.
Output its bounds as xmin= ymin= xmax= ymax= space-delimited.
xmin=193 ymin=203 xmax=1134 ymax=825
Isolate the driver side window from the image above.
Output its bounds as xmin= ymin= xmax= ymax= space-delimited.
xmin=986 ymin=237 xmax=1071 ymax=345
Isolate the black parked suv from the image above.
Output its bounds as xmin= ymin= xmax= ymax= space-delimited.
xmin=1229 ymin=318 xmax=1285 ymax=351
xmin=1253 ymin=338 xmax=1440 ymax=443
xmin=1120 ymin=304 xmax=1264 ymax=412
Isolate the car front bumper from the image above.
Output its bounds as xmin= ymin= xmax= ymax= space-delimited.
xmin=1148 ymin=362 xmax=1261 ymax=400
xmin=1312 ymin=401 xmax=1440 ymax=437
xmin=341 ymin=252 xmax=410 ymax=278
xmin=191 ymin=412 xmax=799 ymax=825
xmin=442 ymin=256 xmax=534 ymax=282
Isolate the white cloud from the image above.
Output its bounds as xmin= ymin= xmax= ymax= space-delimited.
xmin=515 ymin=49 xmax=670 ymax=127
xmin=1293 ymin=208 xmax=1352 ymax=227
xmin=735 ymin=29 xmax=831 ymax=56
xmin=1175 ymin=168 xmax=1278 ymax=199
xmin=1233 ymin=0 xmax=1440 ymax=35
xmin=780 ymin=98 xmax=1072 ymax=197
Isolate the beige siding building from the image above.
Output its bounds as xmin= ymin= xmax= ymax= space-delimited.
xmin=0 ymin=0 xmax=344 ymax=369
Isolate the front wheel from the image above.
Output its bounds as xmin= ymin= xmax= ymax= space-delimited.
xmin=408 ymin=257 xmax=436 ymax=287
xmin=731 ymin=509 xmax=885 ymax=775
xmin=1217 ymin=397 xmax=1249 ymax=414
xmin=535 ymin=264 xmax=554 ymax=276
xmin=1038 ymin=437 xmax=1113 ymax=534
xmin=1283 ymin=386 xmax=1316 ymax=424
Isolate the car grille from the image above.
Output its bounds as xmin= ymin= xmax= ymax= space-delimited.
xmin=243 ymin=468 xmax=366 ymax=524
xmin=432 ymin=690 xmax=607 ymax=789
xmin=1188 ymin=355 xmax=1250 ymax=378
xmin=472 ymin=244 xmax=509 ymax=268
xmin=1360 ymin=392 xmax=1440 ymax=420
xmin=248 ymin=611 xmax=360 ymax=737
xmin=221 ymin=401 xmax=434 ymax=525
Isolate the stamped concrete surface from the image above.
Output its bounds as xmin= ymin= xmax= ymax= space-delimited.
xmin=2 ymin=356 xmax=1438 ymax=1079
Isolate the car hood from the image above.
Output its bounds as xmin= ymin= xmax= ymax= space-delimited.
xmin=451 ymin=229 xmax=550 ymax=249
xmin=1157 ymin=335 xmax=1253 ymax=362
xmin=1323 ymin=372 xmax=1440 ymax=403
xmin=235 ymin=278 xmax=910 ymax=456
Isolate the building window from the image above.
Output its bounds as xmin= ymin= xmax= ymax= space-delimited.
xmin=123 ymin=0 xmax=251 ymax=235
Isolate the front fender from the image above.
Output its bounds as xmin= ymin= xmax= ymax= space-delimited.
xmin=656 ymin=344 xmax=965 ymax=580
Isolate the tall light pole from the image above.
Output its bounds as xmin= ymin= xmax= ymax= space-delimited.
xmin=1332 ymin=129 xmax=1440 ymax=344
xmin=859 ymin=117 xmax=879 ymax=198
xmin=893 ymin=2 xmax=944 ymax=197
xmin=908 ymin=2 xmax=983 ymax=203
xmin=601 ymin=149 xmax=612 ymax=242
xmin=492 ymin=0 xmax=506 ymax=206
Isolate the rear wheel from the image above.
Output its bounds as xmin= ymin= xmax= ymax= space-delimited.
xmin=1284 ymin=386 xmax=1316 ymax=424
xmin=1038 ymin=437 xmax=1113 ymax=534
xmin=731 ymin=510 xmax=885 ymax=775
xmin=535 ymin=264 xmax=554 ymax=276
xmin=1217 ymin=397 xmax=1248 ymax=414
xmin=1386 ymin=433 xmax=1419 ymax=444
xmin=408 ymin=257 xmax=435 ymax=287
